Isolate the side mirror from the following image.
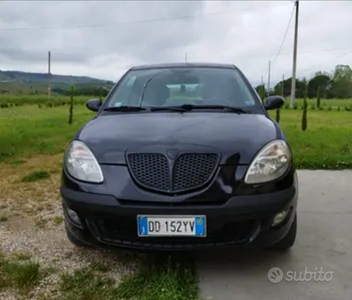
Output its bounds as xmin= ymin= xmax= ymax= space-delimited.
xmin=264 ymin=96 xmax=285 ymax=110
xmin=86 ymin=99 xmax=102 ymax=112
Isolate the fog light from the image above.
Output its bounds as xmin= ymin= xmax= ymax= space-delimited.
xmin=271 ymin=210 xmax=288 ymax=227
xmin=66 ymin=207 xmax=82 ymax=227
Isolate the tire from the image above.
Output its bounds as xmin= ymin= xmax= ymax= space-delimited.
xmin=65 ymin=223 xmax=89 ymax=247
xmin=268 ymin=212 xmax=297 ymax=251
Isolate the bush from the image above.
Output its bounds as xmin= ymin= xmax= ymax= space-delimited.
xmin=302 ymin=85 xmax=308 ymax=131
xmin=310 ymin=105 xmax=316 ymax=110
xmin=284 ymin=104 xmax=290 ymax=110
xmin=317 ymin=86 xmax=321 ymax=108
xmin=276 ymin=109 xmax=280 ymax=123
xmin=328 ymin=106 xmax=332 ymax=111
xmin=69 ymin=86 xmax=75 ymax=125
xmin=337 ymin=106 xmax=341 ymax=111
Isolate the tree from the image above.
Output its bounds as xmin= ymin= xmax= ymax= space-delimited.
xmin=255 ymin=84 xmax=266 ymax=103
xmin=276 ymin=107 xmax=280 ymax=123
xmin=273 ymin=77 xmax=306 ymax=98
xmin=308 ymin=72 xmax=331 ymax=98
xmin=317 ymin=86 xmax=321 ymax=108
xmin=273 ymin=78 xmax=291 ymax=97
xmin=274 ymin=81 xmax=283 ymax=96
xmin=329 ymin=65 xmax=352 ymax=98
xmin=68 ymin=86 xmax=74 ymax=125
xmin=302 ymin=84 xmax=308 ymax=131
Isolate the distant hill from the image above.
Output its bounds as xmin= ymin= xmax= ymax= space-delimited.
xmin=0 ymin=70 xmax=115 ymax=95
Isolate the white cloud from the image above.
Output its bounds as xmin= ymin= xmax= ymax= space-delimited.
xmin=0 ymin=0 xmax=351 ymax=86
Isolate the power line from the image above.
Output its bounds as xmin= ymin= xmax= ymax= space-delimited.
xmin=299 ymin=49 xmax=352 ymax=77
xmin=333 ymin=49 xmax=352 ymax=60
xmin=0 ymin=3 xmax=278 ymax=32
xmin=271 ymin=3 xmax=296 ymax=67
xmin=244 ymin=46 xmax=352 ymax=60
xmin=263 ymin=3 xmax=295 ymax=79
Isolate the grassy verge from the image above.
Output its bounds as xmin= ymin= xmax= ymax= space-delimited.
xmin=0 ymin=250 xmax=197 ymax=300
xmin=0 ymin=104 xmax=351 ymax=169
xmin=21 ymin=170 xmax=51 ymax=182
xmin=268 ymin=110 xmax=352 ymax=169
xmin=0 ymin=252 xmax=41 ymax=295
xmin=283 ymin=97 xmax=352 ymax=109
xmin=0 ymin=104 xmax=94 ymax=161
xmin=0 ymin=94 xmax=94 ymax=106
xmin=60 ymin=255 xmax=197 ymax=300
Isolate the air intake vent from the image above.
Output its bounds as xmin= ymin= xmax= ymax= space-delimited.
xmin=127 ymin=153 xmax=218 ymax=193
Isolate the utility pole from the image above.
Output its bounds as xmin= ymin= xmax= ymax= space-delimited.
xmin=48 ymin=51 xmax=51 ymax=101
xmin=290 ymin=0 xmax=299 ymax=107
xmin=185 ymin=52 xmax=188 ymax=63
xmin=282 ymin=74 xmax=285 ymax=97
xmin=267 ymin=60 xmax=271 ymax=97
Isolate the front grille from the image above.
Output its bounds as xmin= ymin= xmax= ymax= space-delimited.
xmin=127 ymin=153 xmax=219 ymax=193
xmin=173 ymin=154 xmax=218 ymax=191
xmin=87 ymin=215 xmax=257 ymax=249
xmin=128 ymin=153 xmax=170 ymax=191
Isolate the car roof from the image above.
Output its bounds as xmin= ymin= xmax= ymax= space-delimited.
xmin=130 ymin=62 xmax=238 ymax=71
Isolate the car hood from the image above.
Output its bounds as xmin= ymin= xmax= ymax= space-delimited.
xmin=77 ymin=112 xmax=279 ymax=165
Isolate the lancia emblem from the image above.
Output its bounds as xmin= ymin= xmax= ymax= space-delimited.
xmin=166 ymin=149 xmax=179 ymax=160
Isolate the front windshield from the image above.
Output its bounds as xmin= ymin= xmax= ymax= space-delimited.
xmin=105 ymin=67 xmax=261 ymax=111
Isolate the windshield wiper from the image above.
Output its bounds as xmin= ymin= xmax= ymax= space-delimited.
xmin=103 ymin=106 xmax=147 ymax=112
xmin=150 ymin=104 xmax=249 ymax=114
xmin=150 ymin=106 xmax=188 ymax=112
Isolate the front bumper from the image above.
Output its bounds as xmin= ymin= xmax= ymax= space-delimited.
xmin=61 ymin=172 xmax=298 ymax=251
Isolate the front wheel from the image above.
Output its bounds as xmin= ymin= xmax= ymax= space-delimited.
xmin=268 ymin=212 xmax=297 ymax=251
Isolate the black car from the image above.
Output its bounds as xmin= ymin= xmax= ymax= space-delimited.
xmin=60 ymin=63 xmax=298 ymax=251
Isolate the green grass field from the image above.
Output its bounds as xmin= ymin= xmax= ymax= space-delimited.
xmin=284 ymin=98 xmax=352 ymax=109
xmin=0 ymin=99 xmax=351 ymax=168
xmin=268 ymin=109 xmax=352 ymax=168
xmin=0 ymin=94 xmax=94 ymax=107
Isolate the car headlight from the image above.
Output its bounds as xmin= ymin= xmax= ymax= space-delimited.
xmin=64 ymin=140 xmax=103 ymax=183
xmin=244 ymin=140 xmax=291 ymax=184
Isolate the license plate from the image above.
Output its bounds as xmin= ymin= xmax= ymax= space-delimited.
xmin=137 ymin=215 xmax=206 ymax=237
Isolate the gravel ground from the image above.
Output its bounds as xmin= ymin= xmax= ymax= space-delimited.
xmin=0 ymin=157 xmax=141 ymax=300
xmin=0 ymin=212 xmax=140 ymax=300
